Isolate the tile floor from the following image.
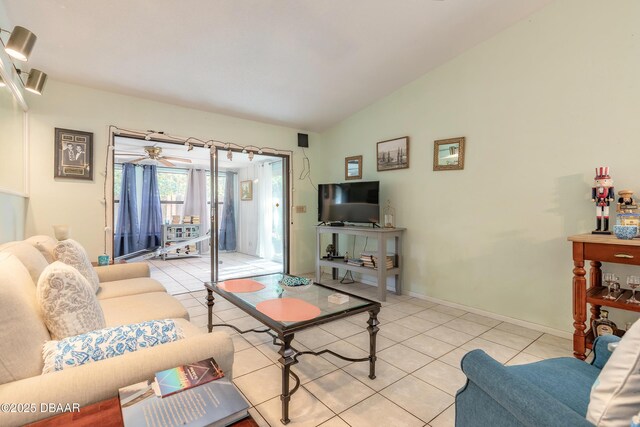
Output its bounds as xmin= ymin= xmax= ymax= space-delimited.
xmin=147 ymin=252 xmax=283 ymax=294
xmin=172 ymin=271 xmax=578 ymax=427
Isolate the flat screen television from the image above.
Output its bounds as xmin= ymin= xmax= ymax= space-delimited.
xmin=318 ymin=181 xmax=380 ymax=224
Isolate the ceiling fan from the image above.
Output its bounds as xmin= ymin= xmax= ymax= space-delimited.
xmin=115 ymin=146 xmax=192 ymax=167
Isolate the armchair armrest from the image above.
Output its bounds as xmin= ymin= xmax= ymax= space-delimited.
xmin=95 ymin=262 xmax=150 ymax=283
xmin=0 ymin=331 xmax=233 ymax=425
xmin=458 ymin=350 xmax=592 ymax=427
xmin=591 ymin=334 xmax=621 ymax=369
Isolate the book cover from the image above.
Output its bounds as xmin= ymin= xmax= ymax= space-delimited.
xmin=119 ymin=379 xmax=249 ymax=427
xmin=155 ymin=357 xmax=224 ymax=398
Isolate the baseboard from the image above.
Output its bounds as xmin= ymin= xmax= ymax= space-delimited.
xmin=406 ymin=291 xmax=572 ymax=340
xmin=321 ymin=270 xmax=572 ymax=340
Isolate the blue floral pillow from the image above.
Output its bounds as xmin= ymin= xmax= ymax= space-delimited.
xmin=42 ymin=319 xmax=184 ymax=373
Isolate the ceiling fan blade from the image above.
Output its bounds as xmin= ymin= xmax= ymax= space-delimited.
xmin=162 ymin=156 xmax=192 ymax=163
xmin=127 ymin=157 xmax=148 ymax=164
xmin=115 ymin=152 xmax=144 ymax=157
xmin=159 ymin=158 xmax=175 ymax=167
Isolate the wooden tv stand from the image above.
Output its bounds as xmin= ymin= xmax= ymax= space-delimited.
xmin=568 ymin=233 xmax=640 ymax=360
xmin=316 ymin=225 xmax=405 ymax=301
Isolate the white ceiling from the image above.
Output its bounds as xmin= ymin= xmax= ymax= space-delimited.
xmin=3 ymin=0 xmax=551 ymax=131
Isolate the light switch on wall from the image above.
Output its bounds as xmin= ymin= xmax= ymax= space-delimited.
xmin=295 ymin=205 xmax=307 ymax=213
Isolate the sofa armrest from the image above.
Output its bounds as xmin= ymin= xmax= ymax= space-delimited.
xmin=458 ymin=350 xmax=592 ymax=427
xmin=591 ymin=334 xmax=621 ymax=369
xmin=95 ymin=262 xmax=150 ymax=283
xmin=0 ymin=331 xmax=233 ymax=425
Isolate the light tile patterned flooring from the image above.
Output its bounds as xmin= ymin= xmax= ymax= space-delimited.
xmin=147 ymin=252 xmax=282 ymax=294
xmin=165 ymin=263 xmax=578 ymax=427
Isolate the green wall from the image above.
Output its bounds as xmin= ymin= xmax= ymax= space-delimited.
xmin=319 ymin=0 xmax=640 ymax=332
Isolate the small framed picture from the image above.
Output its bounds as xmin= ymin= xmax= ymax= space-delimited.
xmin=240 ymin=180 xmax=253 ymax=201
xmin=345 ymin=155 xmax=362 ymax=180
xmin=377 ymin=136 xmax=409 ymax=171
xmin=433 ymin=137 xmax=465 ymax=171
xmin=54 ymin=128 xmax=93 ymax=180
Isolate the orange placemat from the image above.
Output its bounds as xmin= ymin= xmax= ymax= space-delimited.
xmin=256 ymin=298 xmax=321 ymax=322
xmin=218 ymin=279 xmax=265 ymax=293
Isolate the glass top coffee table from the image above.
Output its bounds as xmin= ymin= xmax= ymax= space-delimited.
xmin=205 ymin=274 xmax=381 ymax=425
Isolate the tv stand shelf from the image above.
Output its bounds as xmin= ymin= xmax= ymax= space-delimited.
xmin=316 ymin=225 xmax=405 ymax=301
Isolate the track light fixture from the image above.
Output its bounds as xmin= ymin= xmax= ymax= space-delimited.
xmin=187 ymin=144 xmax=193 ymax=151
xmin=0 ymin=26 xmax=37 ymax=61
xmin=16 ymin=68 xmax=47 ymax=94
xmin=0 ymin=26 xmax=48 ymax=95
xmin=248 ymin=151 xmax=254 ymax=161
xmin=226 ymin=150 xmax=233 ymax=161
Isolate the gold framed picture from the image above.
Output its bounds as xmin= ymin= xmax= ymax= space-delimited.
xmin=240 ymin=180 xmax=253 ymax=201
xmin=345 ymin=155 xmax=362 ymax=180
xmin=433 ymin=137 xmax=465 ymax=171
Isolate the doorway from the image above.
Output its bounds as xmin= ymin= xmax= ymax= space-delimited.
xmin=212 ymin=149 xmax=289 ymax=283
xmin=110 ymin=136 xmax=289 ymax=294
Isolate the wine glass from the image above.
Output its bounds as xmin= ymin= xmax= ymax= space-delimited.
xmin=602 ymin=272 xmax=616 ymax=300
xmin=626 ymin=275 xmax=640 ymax=304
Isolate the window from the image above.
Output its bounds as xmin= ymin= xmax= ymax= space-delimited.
xmin=114 ymin=164 xmax=227 ymax=228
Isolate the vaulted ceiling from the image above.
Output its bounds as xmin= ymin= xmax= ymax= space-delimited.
xmin=2 ymin=0 xmax=552 ymax=131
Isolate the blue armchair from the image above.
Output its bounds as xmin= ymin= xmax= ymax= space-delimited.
xmin=455 ymin=335 xmax=620 ymax=426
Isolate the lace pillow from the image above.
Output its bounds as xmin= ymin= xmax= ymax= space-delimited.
xmin=37 ymin=262 xmax=105 ymax=340
xmin=42 ymin=319 xmax=184 ymax=373
xmin=53 ymin=239 xmax=100 ymax=293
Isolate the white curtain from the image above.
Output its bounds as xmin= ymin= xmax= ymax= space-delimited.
xmin=183 ymin=169 xmax=210 ymax=254
xmin=256 ymin=162 xmax=274 ymax=260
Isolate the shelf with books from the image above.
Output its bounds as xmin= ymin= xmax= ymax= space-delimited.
xmin=316 ymin=225 xmax=405 ymax=301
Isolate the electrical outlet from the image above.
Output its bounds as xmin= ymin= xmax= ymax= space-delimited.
xmin=295 ymin=205 xmax=307 ymax=213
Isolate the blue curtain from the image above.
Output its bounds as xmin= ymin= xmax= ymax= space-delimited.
xmin=138 ymin=165 xmax=163 ymax=250
xmin=114 ymin=163 xmax=140 ymax=257
xmin=218 ymin=171 xmax=236 ymax=251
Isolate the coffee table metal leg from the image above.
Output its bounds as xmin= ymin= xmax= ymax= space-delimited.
xmin=279 ymin=334 xmax=296 ymax=424
xmin=367 ymin=307 xmax=380 ymax=380
xmin=207 ymin=288 xmax=215 ymax=333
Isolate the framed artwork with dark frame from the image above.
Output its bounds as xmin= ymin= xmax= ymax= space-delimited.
xmin=377 ymin=136 xmax=409 ymax=171
xmin=433 ymin=137 xmax=465 ymax=171
xmin=240 ymin=180 xmax=253 ymax=201
xmin=54 ymin=128 xmax=94 ymax=180
xmin=345 ymin=155 xmax=362 ymax=180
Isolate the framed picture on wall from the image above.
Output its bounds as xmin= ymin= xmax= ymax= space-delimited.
xmin=377 ymin=136 xmax=409 ymax=171
xmin=345 ymin=155 xmax=362 ymax=180
xmin=54 ymin=128 xmax=94 ymax=180
xmin=240 ymin=180 xmax=253 ymax=201
xmin=433 ymin=137 xmax=465 ymax=171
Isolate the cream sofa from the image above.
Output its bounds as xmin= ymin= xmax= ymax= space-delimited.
xmin=0 ymin=236 xmax=234 ymax=426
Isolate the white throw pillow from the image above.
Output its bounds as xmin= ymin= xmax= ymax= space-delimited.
xmin=36 ymin=262 xmax=106 ymax=340
xmin=587 ymin=321 xmax=640 ymax=426
xmin=53 ymin=239 xmax=100 ymax=293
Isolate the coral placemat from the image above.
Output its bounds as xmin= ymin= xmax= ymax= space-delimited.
xmin=256 ymin=298 xmax=321 ymax=322
xmin=218 ymin=279 xmax=265 ymax=293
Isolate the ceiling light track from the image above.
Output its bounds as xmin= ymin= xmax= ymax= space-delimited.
xmin=109 ymin=125 xmax=292 ymax=162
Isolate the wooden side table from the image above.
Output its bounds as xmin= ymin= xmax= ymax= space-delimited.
xmin=568 ymin=234 xmax=640 ymax=360
xmin=27 ymin=397 xmax=257 ymax=427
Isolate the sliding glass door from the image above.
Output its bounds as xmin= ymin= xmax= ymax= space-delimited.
xmin=210 ymin=149 xmax=289 ymax=283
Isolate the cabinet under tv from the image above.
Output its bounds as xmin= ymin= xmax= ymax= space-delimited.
xmin=315 ymin=225 xmax=405 ymax=302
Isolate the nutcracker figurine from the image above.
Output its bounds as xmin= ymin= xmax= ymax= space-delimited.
xmin=592 ymin=167 xmax=615 ymax=234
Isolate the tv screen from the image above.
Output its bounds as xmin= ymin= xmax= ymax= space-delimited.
xmin=318 ymin=181 xmax=380 ymax=224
